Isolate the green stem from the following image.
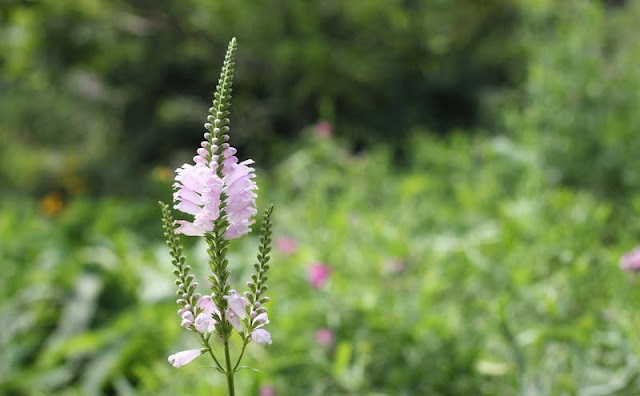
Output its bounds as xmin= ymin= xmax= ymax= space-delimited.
xmin=233 ymin=337 xmax=249 ymax=372
xmin=201 ymin=335 xmax=224 ymax=372
xmin=223 ymin=337 xmax=235 ymax=396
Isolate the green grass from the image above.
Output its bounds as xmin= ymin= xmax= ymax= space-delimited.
xmin=2 ymin=133 xmax=640 ymax=395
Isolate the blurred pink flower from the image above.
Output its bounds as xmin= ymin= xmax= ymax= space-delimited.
xmin=315 ymin=328 xmax=334 ymax=347
xmin=621 ymin=246 xmax=640 ymax=272
xmin=308 ymin=262 xmax=331 ymax=288
xmin=275 ymin=237 xmax=298 ymax=255
xmin=313 ymin=121 xmax=333 ymax=138
xmin=260 ymin=385 xmax=276 ymax=396
xmin=385 ymin=257 xmax=405 ymax=274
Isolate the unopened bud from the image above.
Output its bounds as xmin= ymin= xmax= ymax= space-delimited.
xmin=214 ymin=128 xmax=221 ymax=134
xmin=204 ymin=132 xmax=212 ymax=140
xmin=200 ymin=141 xmax=210 ymax=148
xmin=204 ymin=123 xmax=213 ymax=130
xmin=207 ymin=115 xmax=215 ymax=122
xmin=223 ymin=134 xmax=229 ymax=141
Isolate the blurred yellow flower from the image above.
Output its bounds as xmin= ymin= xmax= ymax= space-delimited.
xmin=39 ymin=192 xmax=65 ymax=216
xmin=152 ymin=166 xmax=173 ymax=182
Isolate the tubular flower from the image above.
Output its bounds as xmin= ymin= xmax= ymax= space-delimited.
xmin=168 ymin=348 xmax=205 ymax=368
xmin=194 ymin=294 xmax=219 ymax=334
xmin=251 ymin=329 xmax=272 ymax=345
xmin=224 ymin=289 xmax=250 ymax=332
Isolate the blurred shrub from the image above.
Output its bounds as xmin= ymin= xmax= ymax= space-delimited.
xmin=502 ymin=0 xmax=640 ymax=196
xmin=3 ymin=132 xmax=640 ymax=394
xmin=1 ymin=0 xmax=522 ymax=193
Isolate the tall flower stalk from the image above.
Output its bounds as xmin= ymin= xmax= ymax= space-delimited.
xmin=159 ymin=38 xmax=274 ymax=396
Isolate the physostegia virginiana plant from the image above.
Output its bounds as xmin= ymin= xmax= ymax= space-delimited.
xmin=159 ymin=38 xmax=273 ymax=396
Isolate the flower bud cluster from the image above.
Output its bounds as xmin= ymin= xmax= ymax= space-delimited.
xmin=159 ymin=202 xmax=202 ymax=330
xmin=244 ymin=204 xmax=274 ymax=344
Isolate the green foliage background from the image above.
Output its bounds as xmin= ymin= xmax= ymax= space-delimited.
xmin=2 ymin=0 xmax=640 ymax=395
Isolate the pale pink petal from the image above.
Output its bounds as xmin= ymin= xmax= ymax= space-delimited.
xmin=226 ymin=309 xmax=245 ymax=332
xmin=175 ymin=220 xmax=207 ymax=236
xmin=251 ymin=329 xmax=272 ymax=345
xmin=198 ymin=295 xmax=218 ymax=316
xmin=168 ymin=349 xmax=204 ymax=368
xmin=252 ymin=312 xmax=269 ymax=328
xmin=194 ymin=313 xmax=216 ymax=334
xmin=174 ymin=200 xmax=201 ymax=216
xmin=224 ymin=290 xmax=248 ymax=318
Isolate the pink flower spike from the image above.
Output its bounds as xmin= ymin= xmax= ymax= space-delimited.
xmin=308 ymin=262 xmax=332 ymax=288
xmin=275 ymin=237 xmax=298 ymax=255
xmin=315 ymin=328 xmax=334 ymax=347
xmin=621 ymin=246 xmax=640 ymax=272
xmin=251 ymin=329 xmax=272 ymax=345
xmin=168 ymin=348 xmax=204 ymax=368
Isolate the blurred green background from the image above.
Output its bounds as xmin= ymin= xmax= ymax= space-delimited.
xmin=2 ymin=0 xmax=640 ymax=395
